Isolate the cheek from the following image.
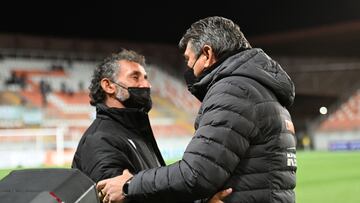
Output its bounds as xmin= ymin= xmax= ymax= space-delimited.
xmin=116 ymin=87 xmax=130 ymax=100
xmin=193 ymin=65 xmax=203 ymax=77
xmin=186 ymin=61 xmax=192 ymax=68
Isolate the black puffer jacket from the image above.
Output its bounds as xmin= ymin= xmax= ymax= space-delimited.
xmin=72 ymin=104 xmax=165 ymax=184
xmin=128 ymin=48 xmax=297 ymax=203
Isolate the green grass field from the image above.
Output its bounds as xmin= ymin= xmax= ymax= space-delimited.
xmin=1 ymin=151 xmax=360 ymax=203
xmin=296 ymin=151 xmax=360 ymax=203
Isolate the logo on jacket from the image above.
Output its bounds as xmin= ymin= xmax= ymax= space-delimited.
xmin=287 ymin=152 xmax=297 ymax=167
xmin=285 ymin=120 xmax=295 ymax=134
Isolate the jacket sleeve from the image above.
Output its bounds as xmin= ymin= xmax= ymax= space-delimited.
xmin=127 ymin=81 xmax=255 ymax=202
xmin=75 ymin=131 xmax=135 ymax=183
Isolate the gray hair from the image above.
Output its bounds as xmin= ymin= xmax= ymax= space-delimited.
xmin=178 ymin=16 xmax=252 ymax=58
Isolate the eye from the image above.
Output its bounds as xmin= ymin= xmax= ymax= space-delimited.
xmin=132 ymin=75 xmax=139 ymax=80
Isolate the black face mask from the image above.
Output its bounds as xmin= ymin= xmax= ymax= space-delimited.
xmin=183 ymin=48 xmax=250 ymax=101
xmin=183 ymin=54 xmax=214 ymax=101
xmin=183 ymin=54 xmax=201 ymax=94
xmin=123 ymin=87 xmax=152 ymax=112
xmin=112 ymin=81 xmax=152 ymax=113
xmin=183 ymin=68 xmax=198 ymax=93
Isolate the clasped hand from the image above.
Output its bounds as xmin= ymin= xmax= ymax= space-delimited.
xmin=96 ymin=169 xmax=232 ymax=203
xmin=96 ymin=169 xmax=133 ymax=203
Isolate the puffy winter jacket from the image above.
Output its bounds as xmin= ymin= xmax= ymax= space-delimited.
xmin=127 ymin=48 xmax=297 ymax=203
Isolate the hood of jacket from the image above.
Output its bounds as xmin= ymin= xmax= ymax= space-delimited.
xmin=191 ymin=48 xmax=295 ymax=107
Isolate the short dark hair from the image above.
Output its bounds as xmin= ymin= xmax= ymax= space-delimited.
xmin=89 ymin=49 xmax=146 ymax=106
xmin=179 ymin=16 xmax=252 ymax=59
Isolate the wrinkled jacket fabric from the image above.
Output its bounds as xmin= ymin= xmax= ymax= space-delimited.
xmin=127 ymin=48 xmax=297 ymax=203
xmin=72 ymin=104 xmax=165 ymax=199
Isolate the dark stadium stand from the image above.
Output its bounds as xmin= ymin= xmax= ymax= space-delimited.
xmin=0 ymin=56 xmax=198 ymax=167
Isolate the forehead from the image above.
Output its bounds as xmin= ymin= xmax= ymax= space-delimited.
xmin=117 ymin=60 xmax=146 ymax=76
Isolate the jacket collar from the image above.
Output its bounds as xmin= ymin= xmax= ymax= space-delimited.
xmin=190 ymin=48 xmax=248 ymax=101
xmin=96 ymin=103 xmax=150 ymax=129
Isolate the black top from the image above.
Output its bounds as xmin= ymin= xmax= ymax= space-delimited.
xmin=72 ymin=104 xmax=165 ymax=183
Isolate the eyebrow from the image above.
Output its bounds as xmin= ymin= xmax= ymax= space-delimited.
xmin=129 ymin=70 xmax=141 ymax=76
xmin=128 ymin=70 xmax=147 ymax=78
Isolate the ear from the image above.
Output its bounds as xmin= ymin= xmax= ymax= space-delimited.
xmin=100 ymin=78 xmax=116 ymax=94
xmin=202 ymin=45 xmax=216 ymax=68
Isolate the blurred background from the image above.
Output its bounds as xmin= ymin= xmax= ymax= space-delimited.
xmin=1 ymin=1 xmax=360 ymax=202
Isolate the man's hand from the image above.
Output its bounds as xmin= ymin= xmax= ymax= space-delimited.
xmin=207 ymin=188 xmax=232 ymax=203
xmin=96 ymin=169 xmax=133 ymax=203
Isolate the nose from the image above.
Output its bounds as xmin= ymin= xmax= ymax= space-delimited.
xmin=140 ymin=79 xmax=151 ymax=88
